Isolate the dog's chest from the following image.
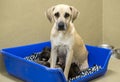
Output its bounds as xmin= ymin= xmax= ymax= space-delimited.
xmin=52 ymin=33 xmax=73 ymax=46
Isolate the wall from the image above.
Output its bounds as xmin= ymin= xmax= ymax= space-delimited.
xmin=103 ymin=0 xmax=120 ymax=48
xmin=0 ymin=0 xmax=102 ymax=49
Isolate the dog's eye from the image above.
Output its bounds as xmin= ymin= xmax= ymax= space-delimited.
xmin=54 ymin=12 xmax=60 ymax=18
xmin=64 ymin=13 xmax=70 ymax=18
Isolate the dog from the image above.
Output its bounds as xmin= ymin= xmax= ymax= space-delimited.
xmin=46 ymin=4 xmax=88 ymax=80
xmin=68 ymin=63 xmax=80 ymax=79
xmin=38 ymin=47 xmax=51 ymax=61
xmin=35 ymin=47 xmax=51 ymax=67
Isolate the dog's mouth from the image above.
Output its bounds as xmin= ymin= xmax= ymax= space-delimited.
xmin=57 ymin=22 xmax=66 ymax=31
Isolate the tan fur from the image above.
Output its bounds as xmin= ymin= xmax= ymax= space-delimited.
xmin=46 ymin=4 xmax=88 ymax=80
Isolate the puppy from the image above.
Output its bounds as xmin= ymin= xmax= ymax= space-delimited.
xmin=36 ymin=47 xmax=51 ymax=67
xmin=68 ymin=63 xmax=80 ymax=79
xmin=37 ymin=61 xmax=50 ymax=67
xmin=38 ymin=47 xmax=51 ymax=61
xmin=46 ymin=4 xmax=88 ymax=80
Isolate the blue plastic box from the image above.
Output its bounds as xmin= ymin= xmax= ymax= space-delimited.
xmin=0 ymin=41 xmax=112 ymax=82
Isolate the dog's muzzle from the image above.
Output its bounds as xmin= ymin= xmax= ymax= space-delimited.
xmin=58 ymin=22 xmax=65 ymax=31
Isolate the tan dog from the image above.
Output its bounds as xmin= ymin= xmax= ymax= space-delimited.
xmin=46 ymin=4 xmax=88 ymax=80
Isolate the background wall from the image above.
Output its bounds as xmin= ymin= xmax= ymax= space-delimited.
xmin=0 ymin=0 xmax=102 ymax=49
xmin=103 ymin=0 xmax=120 ymax=48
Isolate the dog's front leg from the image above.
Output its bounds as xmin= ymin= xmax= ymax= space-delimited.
xmin=64 ymin=48 xmax=73 ymax=80
xmin=50 ymin=47 xmax=57 ymax=68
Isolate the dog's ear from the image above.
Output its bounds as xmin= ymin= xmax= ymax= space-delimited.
xmin=45 ymin=6 xmax=55 ymax=23
xmin=70 ymin=6 xmax=79 ymax=22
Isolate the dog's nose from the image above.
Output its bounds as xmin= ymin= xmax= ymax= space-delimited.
xmin=58 ymin=22 xmax=65 ymax=31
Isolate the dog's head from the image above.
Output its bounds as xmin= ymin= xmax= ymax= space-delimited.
xmin=46 ymin=4 xmax=79 ymax=31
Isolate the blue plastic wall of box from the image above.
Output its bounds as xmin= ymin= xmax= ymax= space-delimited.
xmin=0 ymin=41 xmax=112 ymax=82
